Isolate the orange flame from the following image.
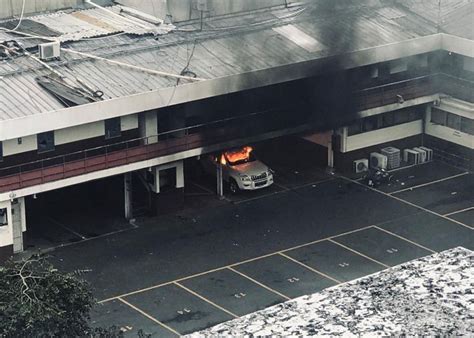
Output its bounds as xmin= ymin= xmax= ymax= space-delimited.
xmin=223 ymin=146 xmax=253 ymax=164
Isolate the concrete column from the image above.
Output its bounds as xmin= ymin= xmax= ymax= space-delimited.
xmin=216 ymin=163 xmax=224 ymax=198
xmin=124 ymin=172 xmax=133 ymax=220
xmin=11 ymin=197 xmax=26 ymax=253
xmin=175 ymin=161 xmax=184 ymax=189
xmin=327 ymin=133 xmax=334 ymax=169
xmin=139 ymin=111 xmax=158 ymax=144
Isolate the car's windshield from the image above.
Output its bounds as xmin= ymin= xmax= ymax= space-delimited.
xmin=223 ymin=146 xmax=256 ymax=166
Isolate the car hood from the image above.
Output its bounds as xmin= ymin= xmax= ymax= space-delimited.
xmin=231 ymin=161 xmax=269 ymax=176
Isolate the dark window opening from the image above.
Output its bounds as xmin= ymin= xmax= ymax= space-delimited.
xmin=37 ymin=131 xmax=55 ymax=153
xmin=447 ymin=113 xmax=461 ymax=130
xmin=105 ymin=118 xmax=121 ymax=139
xmin=348 ymin=108 xmax=422 ymax=136
xmin=0 ymin=208 xmax=7 ymax=226
xmin=0 ymin=141 xmax=3 ymax=162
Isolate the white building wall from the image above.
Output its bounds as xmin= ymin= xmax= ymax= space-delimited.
xmin=3 ymin=135 xmax=37 ymax=156
xmin=0 ymin=200 xmax=12 ymax=248
xmin=425 ymin=107 xmax=473 ymax=149
xmin=3 ymin=114 xmax=139 ymax=156
xmin=343 ymin=120 xmax=423 ymax=153
xmin=55 ymin=121 xmax=105 ymax=146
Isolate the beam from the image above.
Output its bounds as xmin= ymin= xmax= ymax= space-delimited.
xmin=0 ymin=34 xmax=447 ymax=141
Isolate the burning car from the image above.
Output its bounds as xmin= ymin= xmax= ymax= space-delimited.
xmin=201 ymin=146 xmax=274 ymax=193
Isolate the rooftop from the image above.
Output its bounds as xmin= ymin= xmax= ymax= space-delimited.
xmin=0 ymin=0 xmax=472 ymax=129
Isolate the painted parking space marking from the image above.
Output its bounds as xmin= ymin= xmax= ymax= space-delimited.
xmin=445 ymin=208 xmax=474 ymax=228
xmin=227 ymin=267 xmax=291 ymax=301
xmin=372 ymin=225 xmax=437 ymax=254
xmin=98 ymin=224 xmax=376 ymax=304
xmin=283 ymin=241 xmax=385 ymax=282
xmin=278 ymin=252 xmax=342 ymax=283
xmin=389 ymin=173 xmax=474 ymax=218
xmin=90 ymin=299 xmax=177 ymax=337
xmin=47 ymin=216 xmax=87 ymax=240
xmin=340 ymin=175 xmax=473 ymax=230
xmin=332 ymin=227 xmax=433 ymax=266
xmin=444 ymin=206 xmax=474 ymax=217
xmin=387 ymin=172 xmax=469 ymax=195
xmin=118 ymin=298 xmax=180 ymax=336
xmin=232 ymin=254 xmax=336 ymax=298
xmin=377 ymin=212 xmax=474 ymax=252
xmin=174 ymin=282 xmax=238 ymax=318
xmin=122 ymin=284 xmax=234 ymax=335
xmin=179 ymin=268 xmax=286 ymax=317
xmin=328 ymin=239 xmax=390 ymax=268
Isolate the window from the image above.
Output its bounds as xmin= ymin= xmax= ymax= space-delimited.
xmin=390 ymin=59 xmax=408 ymax=74
xmin=463 ymin=57 xmax=474 ymax=72
xmin=0 ymin=141 xmax=3 ymax=162
xmin=105 ymin=118 xmax=121 ymax=139
xmin=0 ymin=208 xmax=7 ymax=226
xmin=411 ymin=54 xmax=428 ymax=69
xmin=431 ymin=108 xmax=447 ymax=125
xmin=37 ymin=131 xmax=55 ymax=153
xmin=370 ymin=66 xmax=379 ymax=78
xmin=347 ymin=122 xmax=362 ymax=136
xmin=447 ymin=113 xmax=461 ymax=130
xmin=393 ymin=110 xmax=410 ymax=124
xmin=460 ymin=117 xmax=474 ymax=135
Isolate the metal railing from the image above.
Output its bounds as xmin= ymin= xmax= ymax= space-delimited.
xmin=0 ymin=106 xmax=303 ymax=192
xmin=0 ymin=72 xmax=471 ymax=193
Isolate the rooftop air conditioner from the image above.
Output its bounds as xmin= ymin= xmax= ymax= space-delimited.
xmin=418 ymin=146 xmax=433 ymax=162
xmin=39 ymin=41 xmax=60 ymax=61
xmin=413 ymin=147 xmax=427 ymax=163
xmin=353 ymin=159 xmax=369 ymax=173
xmin=403 ymin=149 xmax=420 ymax=165
xmin=370 ymin=152 xmax=388 ymax=170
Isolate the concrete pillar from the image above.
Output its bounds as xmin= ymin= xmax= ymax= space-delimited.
xmin=216 ymin=162 xmax=224 ymax=198
xmin=124 ymin=172 xmax=133 ymax=219
xmin=11 ymin=197 xmax=26 ymax=253
xmin=149 ymin=160 xmax=184 ymax=193
xmin=139 ymin=111 xmax=158 ymax=144
xmin=327 ymin=133 xmax=334 ymax=169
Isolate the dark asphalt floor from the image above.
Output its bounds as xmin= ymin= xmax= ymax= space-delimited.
xmin=27 ymin=145 xmax=472 ymax=337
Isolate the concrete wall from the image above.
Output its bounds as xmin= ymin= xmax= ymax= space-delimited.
xmin=425 ymin=107 xmax=473 ymax=149
xmin=3 ymin=115 xmax=138 ymax=157
xmin=343 ymin=120 xmax=424 ymax=152
xmin=117 ymin=0 xmax=289 ymax=22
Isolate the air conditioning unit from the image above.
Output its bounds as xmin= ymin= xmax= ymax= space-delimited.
xmin=39 ymin=41 xmax=60 ymax=61
xmin=418 ymin=146 xmax=433 ymax=162
xmin=353 ymin=159 xmax=369 ymax=173
xmin=370 ymin=152 xmax=388 ymax=170
xmin=413 ymin=147 xmax=427 ymax=163
xmin=403 ymin=149 xmax=420 ymax=165
xmin=381 ymin=146 xmax=401 ymax=169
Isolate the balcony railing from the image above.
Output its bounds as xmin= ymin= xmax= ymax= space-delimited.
xmin=0 ymin=72 xmax=471 ymax=194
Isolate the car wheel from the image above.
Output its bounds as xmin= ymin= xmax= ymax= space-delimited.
xmin=229 ymin=179 xmax=239 ymax=194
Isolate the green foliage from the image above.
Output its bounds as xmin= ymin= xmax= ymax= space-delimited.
xmin=0 ymin=255 xmax=108 ymax=337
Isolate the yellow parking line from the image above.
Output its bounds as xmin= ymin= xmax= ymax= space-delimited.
xmin=227 ymin=267 xmax=291 ymax=301
xmin=117 ymin=297 xmax=180 ymax=336
xmin=372 ymin=225 xmax=437 ymax=254
xmin=328 ymin=239 xmax=389 ymax=268
xmin=278 ymin=252 xmax=342 ymax=284
xmin=99 ymin=225 xmax=376 ymax=304
xmin=443 ymin=206 xmax=474 ymax=217
xmin=174 ymin=282 xmax=238 ymax=318
xmin=339 ymin=175 xmax=473 ymax=230
xmin=389 ymin=172 xmax=469 ymax=195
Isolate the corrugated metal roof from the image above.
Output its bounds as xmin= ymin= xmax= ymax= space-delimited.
xmin=0 ymin=1 xmax=470 ymax=122
xmin=0 ymin=5 xmax=173 ymax=42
